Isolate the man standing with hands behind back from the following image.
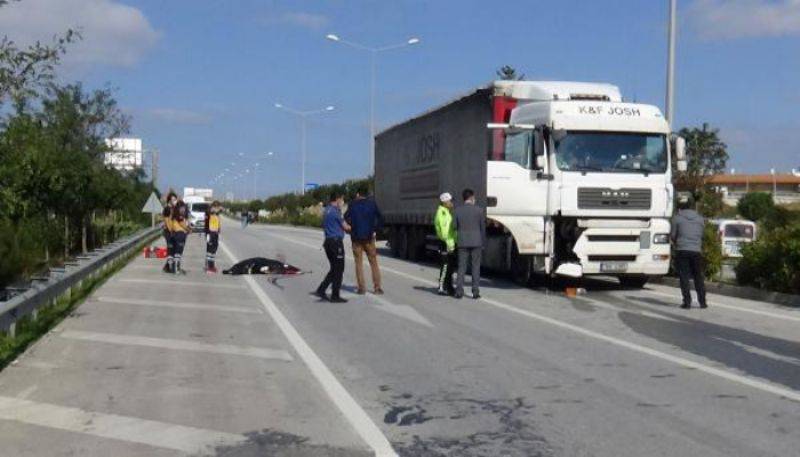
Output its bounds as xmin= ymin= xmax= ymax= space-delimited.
xmin=454 ymin=188 xmax=485 ymax=299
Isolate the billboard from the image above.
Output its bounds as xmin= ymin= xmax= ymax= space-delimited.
xmin=183 ymin=187 xmax=213 ymax=199
xmin=105 ymin=138 xmax=143 ymax=171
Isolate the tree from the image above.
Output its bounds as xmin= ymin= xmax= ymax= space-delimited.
xmin=674 ymin=123 xmax=728 ymax=215
xmin=737 ymin=192 xmax=774 ymax=222
xmin=496 ymin=65 xmax=524 ymax=81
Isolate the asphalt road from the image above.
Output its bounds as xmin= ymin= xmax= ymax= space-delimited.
xmin=1 ymin=218 xmax=798 ymax=457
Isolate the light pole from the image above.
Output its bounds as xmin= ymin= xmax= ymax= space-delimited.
xmin=665 ymin=0 xmax=677 ymax=129
xmin=326 ymin=33 xmax=420 ymax=174
xmin=275 ymin=103 xmax=334 ymax=194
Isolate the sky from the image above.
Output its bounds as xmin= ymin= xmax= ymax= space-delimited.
xmin=1 ymin=0 xmax=799 ymax=198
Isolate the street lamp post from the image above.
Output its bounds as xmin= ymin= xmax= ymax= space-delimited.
xmin=665 ymin=0 xmax=677 ymax=129
xmin=326 ymin=33 xmax=420 ymax=174
xmin=275 ymin=103 xmax=334 ymax=194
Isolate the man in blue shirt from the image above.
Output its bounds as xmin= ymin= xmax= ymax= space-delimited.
xmin=344 ymin=186 xmax=384 ymax=294
xmin=315 ymin=192 xmax=350 ymax=302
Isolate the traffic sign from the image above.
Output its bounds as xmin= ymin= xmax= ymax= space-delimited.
xmin=141 ymin=192 xmax=162 ymax=213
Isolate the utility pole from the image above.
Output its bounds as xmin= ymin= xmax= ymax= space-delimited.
xmin=151 ymin=148 xmax=159 ymax=192
xmin=666 ymin=0 xmax=677 ymax=129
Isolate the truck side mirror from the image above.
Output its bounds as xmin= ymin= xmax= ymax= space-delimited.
xmin=677 ymin=160 xmax=687 ymax=172
xmin=535 ymin=155 xmax=546 ymax=170
xmin=533 ymin=132 xmax=545 ymax=158
xmin=673 ymin=135 xmax=686 ymax=160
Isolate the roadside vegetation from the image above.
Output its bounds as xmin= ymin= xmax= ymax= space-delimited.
xmin=226 ymin=177 xmax=373 ymax=227
xmin=0 ymin=22 xmax=153 ymax=289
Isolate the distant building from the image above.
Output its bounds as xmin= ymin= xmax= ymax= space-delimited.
xmin=104 ymin=138 xmax=143 ymax=171
xmin=706 ymin=172 xmax=800 ymax=205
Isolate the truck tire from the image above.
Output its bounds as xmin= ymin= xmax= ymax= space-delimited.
xmin=618 ymin=275 xmax=649 ymax=289
xmin=510 ymin=242 xmax=533 ymax=286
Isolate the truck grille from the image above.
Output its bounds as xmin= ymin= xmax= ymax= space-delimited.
xmin=578 ymin=188 xmax=651 ymax=210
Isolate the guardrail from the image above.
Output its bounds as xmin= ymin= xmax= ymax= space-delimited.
xmin=0 ymin=226 xmax=161 ymax=337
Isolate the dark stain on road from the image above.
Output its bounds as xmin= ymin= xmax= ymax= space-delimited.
xmin=389 ymin=395 xmax=554 ymax=456
xmin=207 ymin=429 xmax=372 ymax=457
xmin=384 ymin=405 xmax=435 ymax=426
xmin=714 ymin=394 xmax=747 ymax=399
xmin=650 ymin=373 xmax=676 ymax=379
xmin=636 ymin=402 xmax=673 ymax=408
xmin=533 ymin=384 xmax=561 ymax=390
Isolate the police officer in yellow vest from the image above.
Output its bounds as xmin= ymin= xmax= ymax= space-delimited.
xmin=435 ymin=192 xmax=457 ymax=295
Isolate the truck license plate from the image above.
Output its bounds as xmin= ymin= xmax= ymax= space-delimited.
xmin=601 ymin=262 xmax=628 ymax=273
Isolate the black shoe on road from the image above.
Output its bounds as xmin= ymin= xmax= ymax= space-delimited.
xmin=699 ymin=303 xmax=708 ymax=309
xmin=437 ymin=289 xmax=449 ymax=296
xmin=330 ymin=296 xmax=348 ymax=303
xmin=472 ymin=292 xmax=481 ymax=299
xmin=454 ymin=292 xmax=463 ymax=299
xmin=680 ymin=304 xmax=691 ymax=309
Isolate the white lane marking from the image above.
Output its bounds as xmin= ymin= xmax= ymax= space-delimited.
xmin=0 ymin=396 xmax=245 ymax=455
xmin=115 ymin=278 xmax=246 ymax=290
xmin=638 ymin=288 xmax=800 ymax=323
xmin=220 ymin=241 xmax=398 ymax=457
xmin=95 ymin=296 xmax=262 ymax=314
xmin=268 ymin=230 xmax=800 ymax=402
xmin=367 ymin=293 xmax=434 ymax=328
xmin=59 ymin=331 xmax=293 ymax=362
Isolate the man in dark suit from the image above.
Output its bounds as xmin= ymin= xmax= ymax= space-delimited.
xmin=454 ymin=188 xmax=486 ymax=299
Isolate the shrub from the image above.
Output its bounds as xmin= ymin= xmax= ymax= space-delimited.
xmin=702 ymin=222 xmax=723 ymax=280
xmin=735 ymin=223 xmax=800 ymax=294
xmin=737 ymin=192 xmax=774 ymax=222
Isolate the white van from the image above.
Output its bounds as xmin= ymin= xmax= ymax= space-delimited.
xmin=184 ymin=196 xmax=210 ymax=231
xmin=711 ymin=219 xmax=757 ymax=258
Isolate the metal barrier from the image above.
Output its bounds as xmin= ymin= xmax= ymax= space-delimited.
xmin=0 ymin=226 xmax=161 ymax=337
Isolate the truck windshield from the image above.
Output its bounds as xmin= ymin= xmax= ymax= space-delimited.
xmin=555 ymin=131 xmax=667 ymax=174
xmin=191 ymin=203 xmax=210 ymax=213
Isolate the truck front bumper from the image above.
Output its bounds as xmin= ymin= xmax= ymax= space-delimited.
xmin=572 ymin=218 xmax=671 ymax=276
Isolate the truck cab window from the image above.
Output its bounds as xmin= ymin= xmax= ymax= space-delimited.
xmin=504 ymin=131 xmax=532 ymax=168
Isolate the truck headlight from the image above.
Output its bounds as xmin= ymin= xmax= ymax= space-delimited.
xmin=653 ymin=233 xmax=670 ymax=244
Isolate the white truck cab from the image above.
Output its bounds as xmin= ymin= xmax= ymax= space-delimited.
xmin=487 ymin=81 xmax=686 ymax=287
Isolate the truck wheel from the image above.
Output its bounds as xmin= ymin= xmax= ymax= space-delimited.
xmin=618 ymin=275 xmax=649 ymax=289
xmin=511 ymin=242 xmax=532 ymax=286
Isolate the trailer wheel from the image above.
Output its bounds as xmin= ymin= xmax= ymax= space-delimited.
xmin=407 ymin=226 xmax=423 ymax=261
xmin=511 ymin=242 xmax=533 ymax=286
xmin=389 ymin=227 xmax=401 ymax=257
xmin=396 ymin=226 xmax=409 ymax=259
xmin=618 ymin=275 xmax=649 ymax=289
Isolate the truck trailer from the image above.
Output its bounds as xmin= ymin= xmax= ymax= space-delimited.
xmin=375 ymin=80 xmax=687 ymax=288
